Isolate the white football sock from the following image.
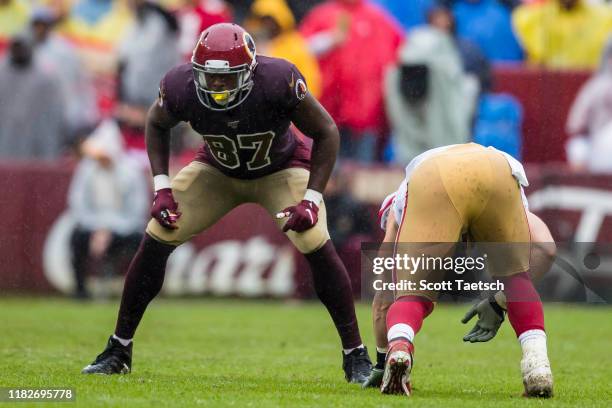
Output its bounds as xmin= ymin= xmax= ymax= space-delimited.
xmin=112 ymin=334 xmax=133 ymax=347
xmin=343 ymin=344 xmax=365 ymax=355
xmin=518 ymin=329 xmax=547 ymax=357
xmin=518 ymin=329 xmax=551 ymax=382
xmin=387 ymin=323 xmax=415 ymax=343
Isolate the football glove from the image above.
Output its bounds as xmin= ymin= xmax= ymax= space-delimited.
xmin=461 ymin=295 xmax=505 ymax=343
xmin=151 ymin=188 xmax=181 ymax=230
xmin=276 ymin=200 xmax=319 ymax=233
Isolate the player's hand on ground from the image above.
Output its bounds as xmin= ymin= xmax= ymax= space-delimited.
xmin=276 ymin=200 xmax=319 ymax=232
xmin=151 ymin=188 xmax=181 ymax=230
xmin=461 ymin=295 xmax=505 ymax=342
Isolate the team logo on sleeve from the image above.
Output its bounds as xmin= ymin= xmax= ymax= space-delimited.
xmin=295 ymin=79 xmax=307 ymax=100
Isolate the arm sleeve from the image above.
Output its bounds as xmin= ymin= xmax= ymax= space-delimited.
xmin=378 ymin=192 xmax=397 ymax=231
xmin=274 ymin=61 xmax=308 ymax=114
xmin=159 ymin=68 xmax=187 ymax=121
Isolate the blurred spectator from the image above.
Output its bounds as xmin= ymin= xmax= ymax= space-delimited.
xmin=513 ymin=0 xmax=612 ymax=69
xmin=58 ymin=0 xmax=133 ymax=47
xmin=566 ymin=38 xmax=612 ymax=172
xmin=300 ymin=0 xmax=403 ymax=162
xmin=0 ymin=35 xmax=67 ymax=160
xmin=428 ymin=5 xmax=491 ymax=96
xmin=119 ymin=0 xmax=180 ymax=106
xmin=384 ymin=27 xmax=472 ymax=164
xmin=0 ymin=0 xmax=30 ymax=51
xmin=113 ymin=103 xmax=157 ymax=168
xmin=453 ymin=0 xmax=523 ymax=63
xmin=177 ymin=0 xmax=232 ymax=60
xmin=230 ymin=0 xmax=322 ymax=23
xmin=455 ymin=36 xmax=492 ymax=95
xmin=426 ymin=5 xmax=522 ymax=159
xmin=116 ymin=0 xmax=181 ymax=159
xmin=53 ymin=0 xmax=133 ymax=84
xmin=283 ymin=0 xmax=324 ymax=23
xmin=31 ymin=7 xmax=99 ymax=137
xmin=247 ymin=0 xmax=321 ymax=97
xmin=373 ymin=0 xmax=435 ymax=31
xmin=68 ymin=120 xmax=148 ymax=298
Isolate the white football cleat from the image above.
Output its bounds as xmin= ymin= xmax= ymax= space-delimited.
xmin=380 ymin=338 xmax=413 ymax=396
xmin=521 ymin=352 xmax=553 ymax=398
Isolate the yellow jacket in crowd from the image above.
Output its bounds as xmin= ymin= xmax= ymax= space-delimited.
xmin=0 ymin=0 xmax=30 ymax=41
xmin=513 ymin=0 xmax=612 ymax=69
xmin=249 ymin=0 xmax=322 ymax=97
xmin=56 ymin=0 xmax=133 ymax=50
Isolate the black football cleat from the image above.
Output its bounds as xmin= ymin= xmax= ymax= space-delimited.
xmin=362 ymin=367 xmax=384 ymax=388
xmin=342 ymin=347 xmax=373 ymax=385
xmin=81 ymin=336 xmax=132 ymax=374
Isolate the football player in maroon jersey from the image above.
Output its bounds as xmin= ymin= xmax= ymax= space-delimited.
xmin=81 ymin=23 xmax=372 ymax=384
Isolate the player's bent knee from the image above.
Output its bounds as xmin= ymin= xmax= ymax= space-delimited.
xmin=145 ymin=219 xmax=190 ymax=247
xmin=287 ymin=225 xmax=330 ymax=254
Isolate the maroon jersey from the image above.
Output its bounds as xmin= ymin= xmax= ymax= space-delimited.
xmin=159 ymin=56 xmax=311 ymax=179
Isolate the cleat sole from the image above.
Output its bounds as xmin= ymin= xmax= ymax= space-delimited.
xmin=524 ymin=373 xmax=553 ymax=398
xmin=381 ymin=351 xmax=412 ymax=396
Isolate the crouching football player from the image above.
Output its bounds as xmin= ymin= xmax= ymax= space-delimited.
xmin=366 ymin=143 xmax=554 ymax=397
xmin=81 ymin=23 xmax=371 ymax=384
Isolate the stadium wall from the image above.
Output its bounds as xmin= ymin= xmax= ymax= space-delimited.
xmin=1 ymin=161 xmax=611 ymax=302
xmin=493 ymin=66 xmax=590 ymax=163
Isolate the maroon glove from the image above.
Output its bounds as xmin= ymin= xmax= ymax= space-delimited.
xmin=151 ymin=188 xmax=181 ymax=230
xmin=279 ymin=200 xmax=319 ymax=232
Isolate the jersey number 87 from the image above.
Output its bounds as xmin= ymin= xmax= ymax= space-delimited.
xmin=203 ymin=131 xmax=275 ymax=170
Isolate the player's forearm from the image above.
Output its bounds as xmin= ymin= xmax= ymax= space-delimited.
xmin=372 ymin=214 xmax=398 ymax=347
xmin=145 ymin=101 xmax=179 ymax=180
xmin=372 ymin=291 xmax=391 ymax=349
xmin=307 ymin=124 xmax=339 ymax=194
xmin=290 ymin=93 xmax=339 ymax=196
xmin=145 ymin=121 xmax=172 ymax=177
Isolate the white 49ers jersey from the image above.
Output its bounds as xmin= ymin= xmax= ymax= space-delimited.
xmin=378 ymin=144 xmax=530 ymax=230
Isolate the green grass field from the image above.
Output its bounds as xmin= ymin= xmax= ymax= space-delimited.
xmin=1 ymin=298 xmax=611 ymax=407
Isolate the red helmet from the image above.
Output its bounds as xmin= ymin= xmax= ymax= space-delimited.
xmin=191 ymin=23 xmax=257 ymax=110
